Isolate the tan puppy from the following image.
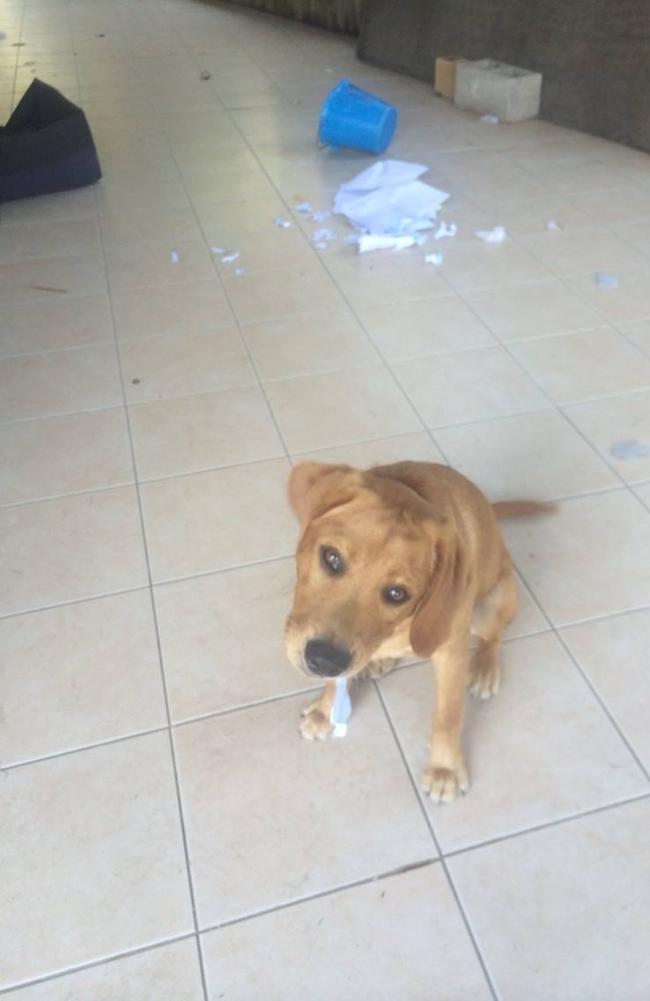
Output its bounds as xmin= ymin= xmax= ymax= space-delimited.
xmin=285 ymin=460 xmax=551 ymax=803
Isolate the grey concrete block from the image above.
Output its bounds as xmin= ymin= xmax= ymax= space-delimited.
xmin=454 ymin=59 xmax=542 ymax=122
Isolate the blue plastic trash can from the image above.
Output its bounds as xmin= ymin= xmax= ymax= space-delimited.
xmin=318 ymin=79 xmax=397 ymax=155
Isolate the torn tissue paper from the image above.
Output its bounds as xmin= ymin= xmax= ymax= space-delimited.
xmin=334 ymin=159 xmax=449 ymax=238
xmin=475 ymin=226 xmax=508 ymax=243
xmin=425 ymin=252 xmax=443 ymax=266
xmin=329 ymin=677 xmax=351 ymax=738
xmin=434 ymin=221 xmax=456 ymax=240
xmin=359 ymin=234 xmax=422 ymax=254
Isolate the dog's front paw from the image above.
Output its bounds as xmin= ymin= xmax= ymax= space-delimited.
xmin=299 ymin=702 xmax=334 ymax=741
xmin=421 ymin=762 xmax=470 ymax=804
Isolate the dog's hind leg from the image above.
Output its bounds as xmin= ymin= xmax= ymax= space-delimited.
xmin=469 ymin=570 xmax=517 ymax=700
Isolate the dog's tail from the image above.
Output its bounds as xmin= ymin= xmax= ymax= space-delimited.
xmin=492 ymin=500 xmax=556 ymax=520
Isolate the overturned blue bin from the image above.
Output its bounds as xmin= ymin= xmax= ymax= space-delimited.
xmin=0 ymin=79 xmax=101 ymax=202
xmin=318 ymin=79 xmax=397 ymax=155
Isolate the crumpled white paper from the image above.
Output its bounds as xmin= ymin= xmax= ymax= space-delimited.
xmin=334 ymin=160 xmax=449 ymax=237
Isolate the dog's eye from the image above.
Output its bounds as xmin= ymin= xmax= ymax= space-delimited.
xmin=383 ymin=585 xmax=409 ymax=605
xmin=321 ymin=546 xmax=345 ymax=575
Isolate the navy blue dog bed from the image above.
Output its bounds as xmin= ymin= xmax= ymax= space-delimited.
xmin=0 ymin=79 xmax=101 ymax=202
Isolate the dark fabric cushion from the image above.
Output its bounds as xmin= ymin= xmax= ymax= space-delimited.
xmin=0 ymin=79 xmax=102 ymax=202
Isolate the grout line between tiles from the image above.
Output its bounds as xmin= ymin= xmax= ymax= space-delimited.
xmin=197 ymin=856 xmax=440 ymax=936
xmin=0 ymin=932 xmax=197 ymax=997
xmin=0 ymin=723 xmax=170 ymax=773
xmin=442 ymin=789 xmax=650 ymax=860
xmin=83 ymin=55 xmax=211 ymax=997
xmin=373 ymin=681 xmax=501 ymax=1001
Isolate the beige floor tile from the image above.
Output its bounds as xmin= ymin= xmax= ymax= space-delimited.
xmin=1 ymin=940 xmax=204 ymax=1001
xmin=0 ymin=733 xmax=193 ymax=990
xmin=0 ymin=294 xmax=113 ymax=357
xmin=448 ymin=799 xmax=650 ymax=1001
xmin=212 ymin=226 xmax=316 ymax=276
xmin=0 ymin=344 xmax=122 ymax=421
xmin=465 ymin=279 xmax=602 ymax=342
xmin=327 ymin=252 xmax=453 ymax=308
xmin=486 ymin=195 xmax=594 ymax=236
xmin=567 ymin=264 xmax=650 ymax=324
xmin=95 ymin=177 xmax=191 ymax=216
xmin=435 ymin=410 xmax=618 ymax=501
xmin=562 ymin=609 xmax=650 ymax=770
xmin=264 ymin=365 xmax=421 ymax=452
xmin=511 ymin=328 xmax=650 ymax=404
xmin=634 ymin=480 xmax=650 ymax=507
xmin=437 ymin=238 xmax=552 ymax=293
xmin=140 ymin=458 xmax=295 ymax=582
xmin=293 ymin=430 xmax=444 ymax=467
xmin=620 ymin=319 xmax=650 ymax=355
xmin=503 ymin=490 xmax=650 ymax=624
xmin=393 ymin=346 xmax=549 ymax=429
xmin=0 ymin=187 xmax=97 ymax=224
xmin=174 ymin=687 xmax=432 ymax=926
xmin=224 ymin=265 xmax=346 ymax=324
xmin=112 ymin=280 xmax=234 ymax=341
xmin=0 ymin=252 xmax=106 ymax=303
xmin=0 ymin=218 xmax=101 ymax=264
xmin=519 ymin=226 xmax=645 ymax=277
xmin=609 ymin=220 xmax=650 ymax=258
xmin=242 ymin=311 xmax=378 ymax=380
xmin=357 ymin=295 xmax=494 ymax=360
xmin=105 ymin=239 xmax=215 ymax=291
xmin=565 ymin=391 xmax=650 ymax=483
xmin=99 ymin=205 xmax=202 ymax=249
xmin=121 ymin=328 xmax=255 ymax=403
xmin=201 ymin=864 xmax=492 ymax=1001
xmin=0 ymin=590 xmax=166 ymax=766
xmin=193 ymin=193 xmax=287 ymax=239
xmin=0 ymin=486 xmax=147 ymax=616
xmin=130 ymin=385 xmax=284 ymax=480
xmin=381 ymin=634 xmax=645 ymax=851
xmin=156 ymin=559 xmax=310 ymax=722
xmin=567 ymin=185 xmax=650 ymax=225
xmin=0 ymin=408 xmax=133 ymax=504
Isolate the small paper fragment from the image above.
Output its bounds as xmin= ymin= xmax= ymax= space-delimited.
xmin=425 ymin=252 xmax=443 ymax=266
xmin=434 ymin=221 xmax=457 ymax=240
xmin=210 ymin=246 xmax=225 ymax=255
xmin=170 ymin=250 xmax=179 ymax=264
xmin=294 ymin=202 xmax=312 ymax=214
xmin=546 ymin=219 xmax=561 ymax=231
xmin=480 ymin=113 xmax=500 ymax=124
xmin=475 ymin=226 xmax=508 ymax=243
xmin=274 ymin=217 xmax=292 ymax=228
xmin=594 ymin=271 xmax=619 ymax=289
xmin=313 ymin=227 xmax=335 ymax=243
xmin=221 ymin=252 xmax=240 ymax=263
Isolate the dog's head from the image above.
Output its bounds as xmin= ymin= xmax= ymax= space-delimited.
xmin=284 ymin=462 xmax=467 ymax=680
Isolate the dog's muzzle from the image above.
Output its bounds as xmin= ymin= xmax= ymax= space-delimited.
xmin=304 ymin=638 xmax=351 ymax=677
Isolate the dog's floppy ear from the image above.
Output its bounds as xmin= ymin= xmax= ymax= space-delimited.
xmin=288 ymin=462 xmax=359 ymax=524
xmin=409 ymin=530 xmax=470 ymax=658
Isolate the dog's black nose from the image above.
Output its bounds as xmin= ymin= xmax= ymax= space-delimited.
xmin=304 ymin=639 xmax=351 ymax=677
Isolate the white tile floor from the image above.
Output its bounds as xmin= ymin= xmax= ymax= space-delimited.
xmin=1 ymin=0 xmax=650 ymax=997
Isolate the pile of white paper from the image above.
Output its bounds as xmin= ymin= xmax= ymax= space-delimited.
xmin=334 ymin=160 xmax=449 ymax=238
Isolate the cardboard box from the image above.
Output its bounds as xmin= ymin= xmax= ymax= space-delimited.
xmin=434 ymin=56 xmax=462 ymax=99
xmin=454 ymin=59 xmax=542 ymax=122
